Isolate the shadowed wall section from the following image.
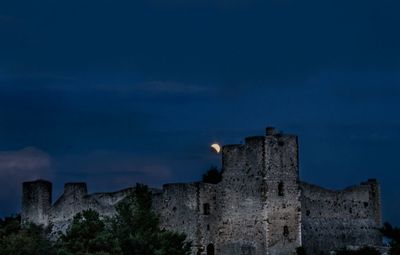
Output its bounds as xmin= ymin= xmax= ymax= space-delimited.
xmin=21 ymin=180 xmax=52 ymax=226
xmin=300 ymin=180 xmax=382 ymax=254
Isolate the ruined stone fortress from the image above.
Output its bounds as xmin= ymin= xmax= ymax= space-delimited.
xmin=21 ymin=127 xmax=382 ymax=255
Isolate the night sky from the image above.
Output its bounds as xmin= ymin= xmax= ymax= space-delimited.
xmin=0 ymin=0 xmax=399 ymax=225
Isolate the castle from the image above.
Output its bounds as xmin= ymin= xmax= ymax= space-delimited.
xmin=21 ymin=127 xmax=383 ymax=255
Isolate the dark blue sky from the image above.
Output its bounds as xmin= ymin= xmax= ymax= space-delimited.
xmin=0 ymin=0 xmax=399 ymax=225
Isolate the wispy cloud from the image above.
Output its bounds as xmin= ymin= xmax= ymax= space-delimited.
xmin=0 ymin=75 xmax=213 ymax=96
xmin=79 ymin=81 xmax=212 ymax=95
xmin=0 ymin=147 xmax=52 ymax=215
xmin=138 ymin=81 xmax=210 ymax=94
xmin=0 ymin=15 xmax=15 ymax=23
xmin=0 ymin=147 xmax=51 ymax=175
xmin=56 ymin=151 xmax=173 ymax=190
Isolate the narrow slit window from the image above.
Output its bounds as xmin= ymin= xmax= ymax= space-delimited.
xmin=203 ymin=203 xmax=210 ymax=215
xmin=283 ymin=226 xmax=289 ymax=237
xmin=278 ymin=181 xmax=284 ymax=196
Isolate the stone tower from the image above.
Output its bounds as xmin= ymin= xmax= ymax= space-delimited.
xmin=215 ymin=127 xmax=301 ymax=255
xmin=263 ymin=127 xmax=301 ymax=255
xmin=217 ymin=135 xmax=267 ymax=254
xmin=21 ymin=180 xmax=52 ymax=226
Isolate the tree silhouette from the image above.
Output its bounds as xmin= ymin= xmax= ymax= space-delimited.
xmin=381 ymin=222 xmax=400 ymax=255
xmin=202 ymin=166 xmax=222 ymax=184
xmin=0 ymin=215 xmax=55 ymax=255
xmin=57 ymin=210 xmax=118 ymax=255
xmin=111 ymin=183 xmax=191 ymax=255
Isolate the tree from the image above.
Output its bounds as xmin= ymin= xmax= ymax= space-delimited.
xmin=56 ymin=210 xmax=119 ymax=255
xmin=381 ymin=222 xmax=400 ymax=255
xmin=296 ymin=246 xmax=307 ymax=255
xmin=202 ymin=166 xmax=222 ymax=184
xmin=335 ymin=247 xmax=380 ymax=255
xmin=0 ymin=214 xmax=55 ymax=255
xmin=112 ymin=183 xmax=191 ymax=255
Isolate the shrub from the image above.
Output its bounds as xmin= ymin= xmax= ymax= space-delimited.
xmin=202 ymin=166 xmax=222 ymax=184
xmin=335 ymin=246 xmax=380 ymax=255
xmin=0 ymin=215 xmax=55 ymax=255
xmin=296 ymin=246 xmax=307 ymax=255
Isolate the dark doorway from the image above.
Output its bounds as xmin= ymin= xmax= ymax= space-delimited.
xmin=207 ymin=244 xmax=215 ymax=255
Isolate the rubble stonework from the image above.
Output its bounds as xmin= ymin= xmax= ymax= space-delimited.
xmin=21 ymin=127 xmax=383 ymax=255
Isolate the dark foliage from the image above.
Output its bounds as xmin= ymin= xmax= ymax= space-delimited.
xmin=202 ymin=166 xmax=222 ymax=184
xmin=381 ymin=222 xmax=400 ymax=255
xmin=296 ymin=246 xmax=307 ymax=255
xmin=0 ymin=184 xmax=191 ymax=255
xmin=112 ymin=183 xmax=191 ymax=255
xmin=335 ymin=246 xmax=380 ymax=255
xmin=56 ymin=210 xmax=119 ymax=255
xmin=0 ymin=215 xmax=55 ymax=255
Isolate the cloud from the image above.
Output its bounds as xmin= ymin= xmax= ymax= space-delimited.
xmin=0 ymin=15 xmax=15 ymax=23
xmin=138 ymin=81 xmax=210 ymax=94
xmin=54 ymin=151 xmax=173 ymax=191
xmin=0 ymin=147 xmax=51 ymax=174
xmin=89 ymin=158 xmax=172 ymax=180
xmin=102 ymin=163 xmax=172 ymax=188
xmin=0 ymin=147 xmax=52 ymax=216
xmin=41 ymin=80 xmax=211 ymax=95
xmin=306 ymin=70 xmax=400 ymax=103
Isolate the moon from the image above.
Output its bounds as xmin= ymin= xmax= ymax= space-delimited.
xmin=211 ymin=143 xmax=221 ymax=153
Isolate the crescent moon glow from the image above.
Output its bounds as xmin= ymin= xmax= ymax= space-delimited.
xmin=211 ymin=143 xmax=221 ymax=153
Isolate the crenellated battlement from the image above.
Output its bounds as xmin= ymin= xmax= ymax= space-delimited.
xmin=63 ymin=183 xmax=87 ymax=198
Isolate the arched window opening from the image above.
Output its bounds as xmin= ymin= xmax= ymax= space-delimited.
xmin=278 ymin=182 xmax=284 ymax=196
xmin=207 ymin=243 xmax=215 ymax=255
xmin=241 ymin=245 xmax=253 ymax=255
xmin=283 ymin=226 xmax=289 ymax=237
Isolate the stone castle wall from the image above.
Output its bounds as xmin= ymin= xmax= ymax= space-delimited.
xmin=21 ymin=127 xmax=382 ymax=255
xmin=153 ymin=182 xmax=218 ymax=254
xmin=300 ymin=180 xmax=382 ymax=255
